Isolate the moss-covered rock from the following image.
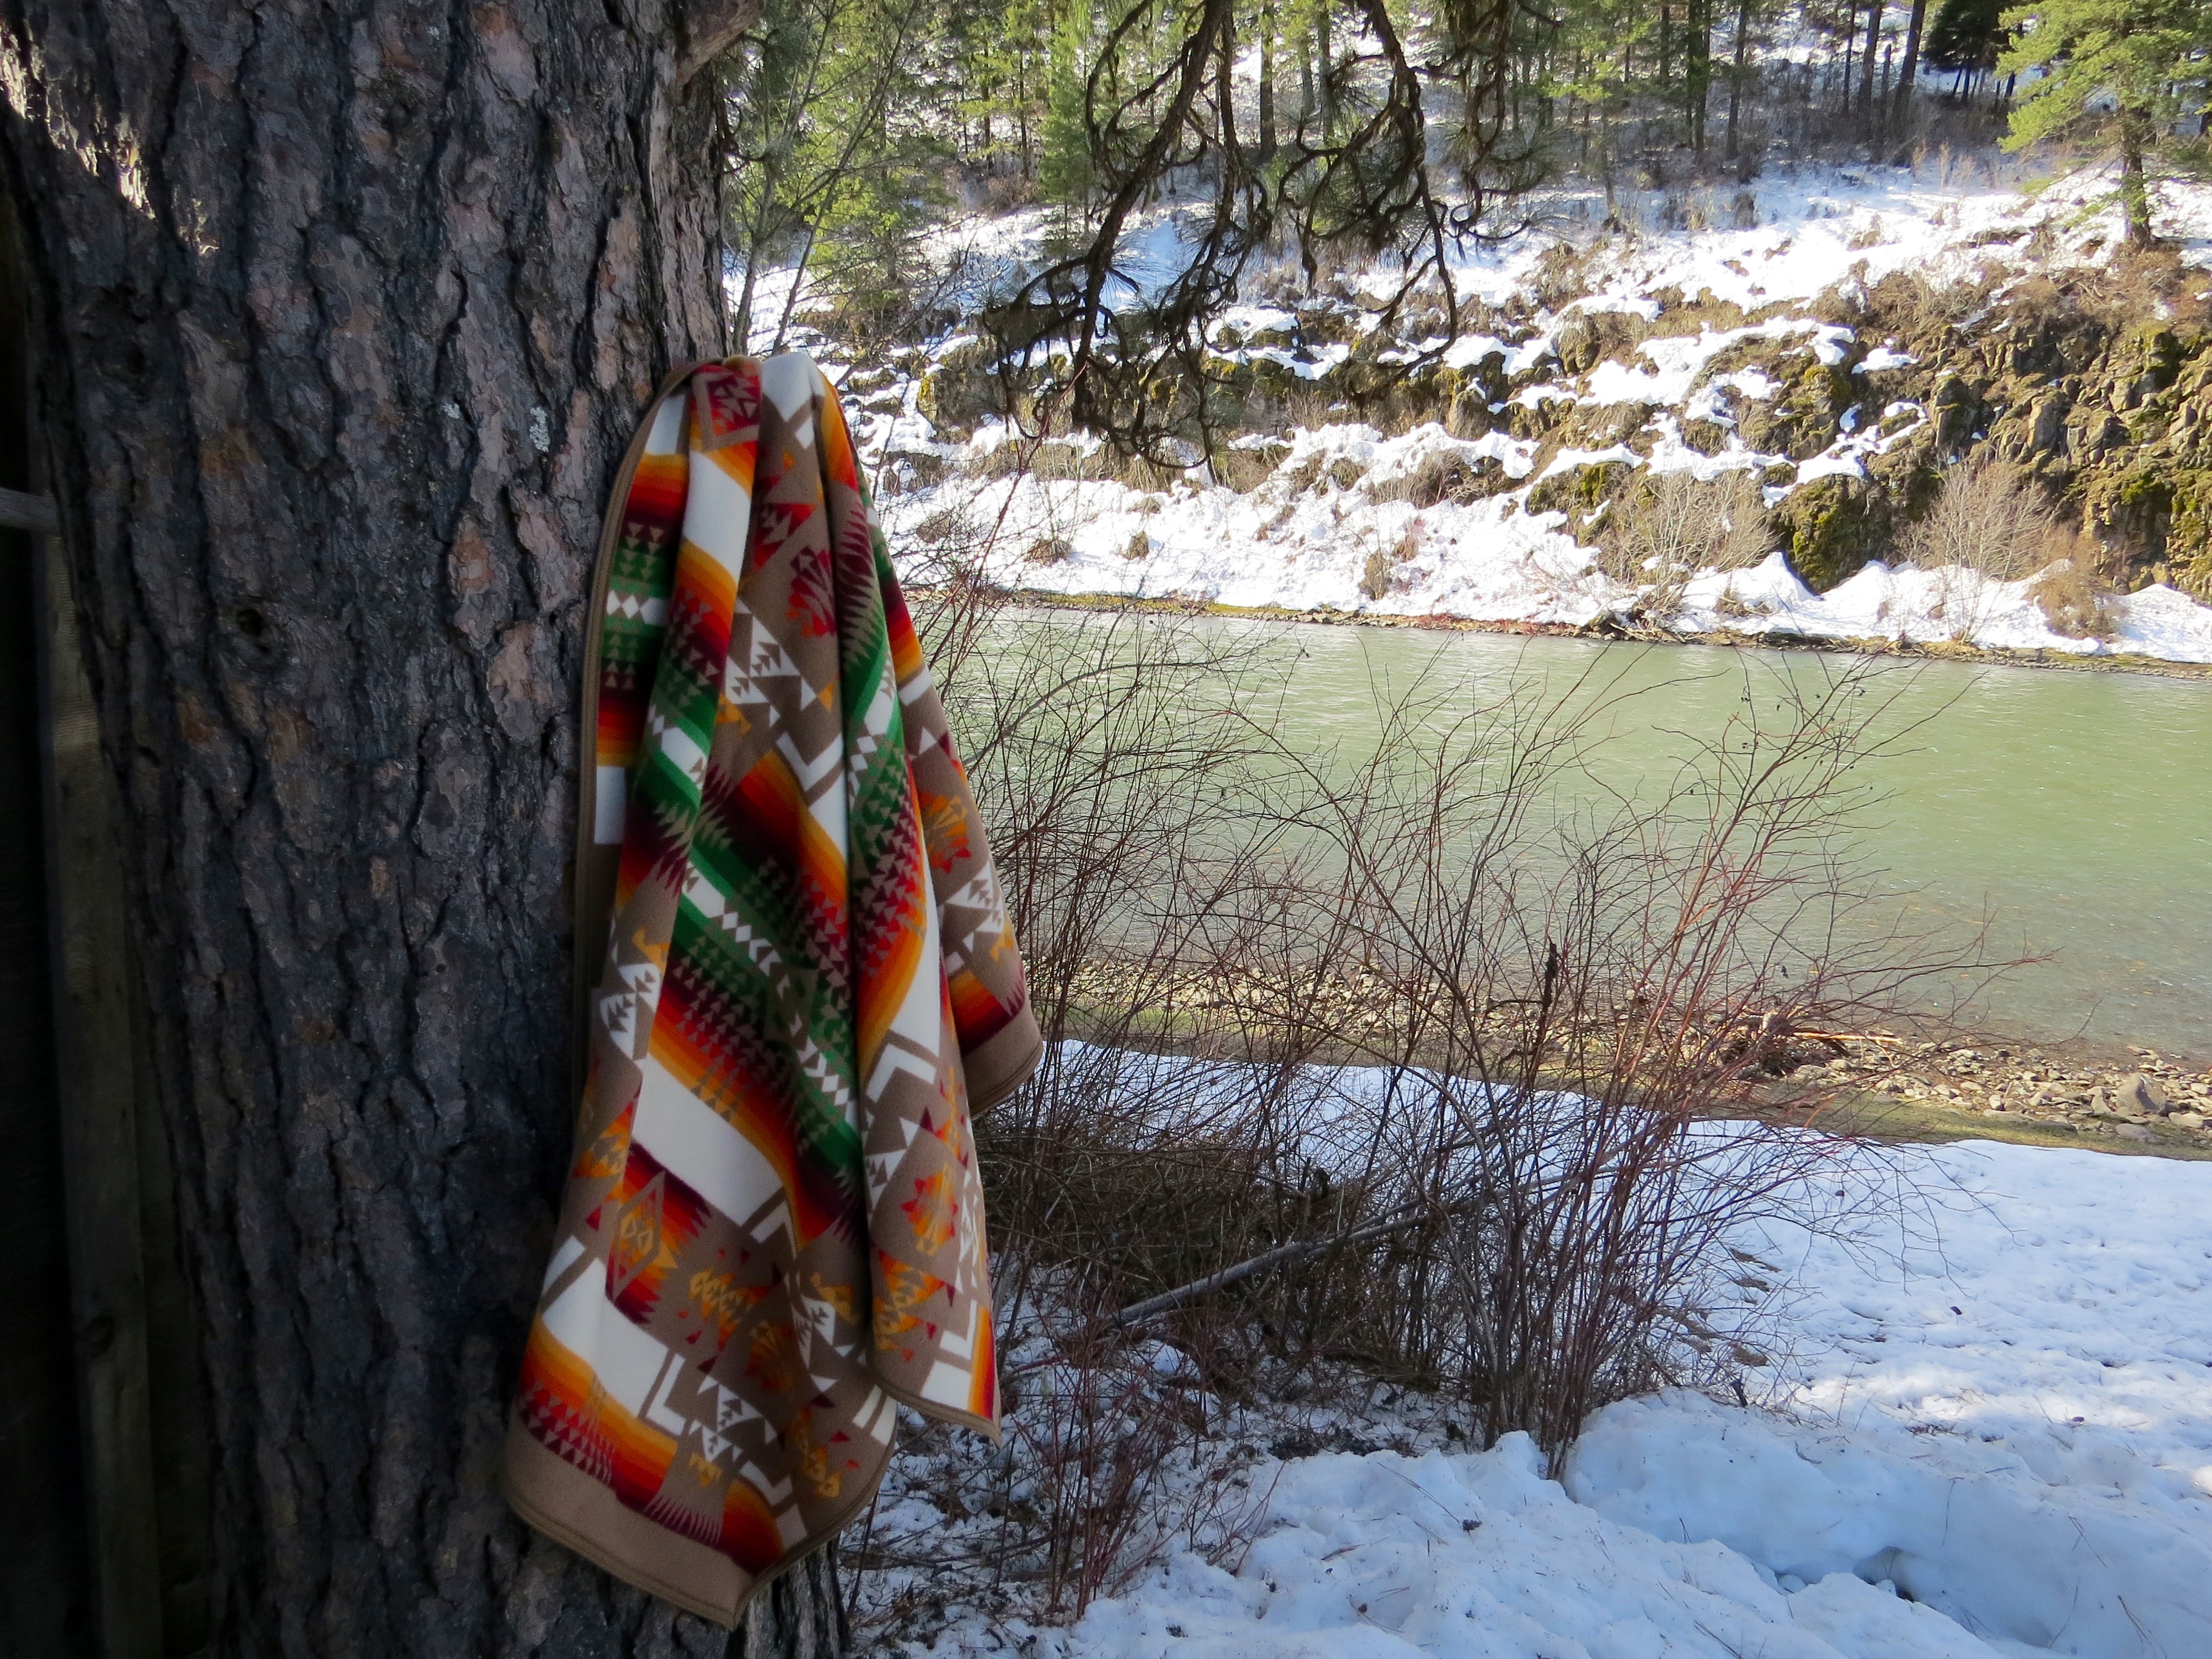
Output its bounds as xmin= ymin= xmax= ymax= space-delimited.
xmin=1527 ymin=458 xmax=1637 ymax=523
xmin=915 ymin=338 xmax=1007 ymax=437
xmin=2165 ymin=468 xmax=2212 ymax=598
xmin=1731 ymin=354 xmax=1854 ymax=461
xmin=2083 ymin=462 xmax=2176 ymax=561
xmin=1773 ymin=474 xmax=1882 ymax=591
xmin=1555 ymin=310 xmax=1651 ymax=375
xmin=1548 ymin=399 xmax=1653 ymax=450
xmin=1867 ymin=435 xmax=1942 ymax=523
xmin=2124 ymin=325 xmax=2184 ymax=404
xmin=1357 ymin=359 xmax=1496 ymax=437
xmin=1505 ymin=394 xmax=1572 ymax=441
xmin=1931 ymin=374 xmax=1982 ymax=451
xmin=1679 ymin=418 xmax=1733 ymax=456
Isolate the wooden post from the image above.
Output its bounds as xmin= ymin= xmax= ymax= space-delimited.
xmin=35 ymin=481 xmax=170 ymax=1659
xmin=3 ymin=190 xmax=206 ymax=1659
xmin=0 ymin=213 xmax=98 ymax=1659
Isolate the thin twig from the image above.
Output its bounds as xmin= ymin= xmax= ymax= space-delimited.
xmin=1102 ymin=1204 xmax=1432 ymax=1331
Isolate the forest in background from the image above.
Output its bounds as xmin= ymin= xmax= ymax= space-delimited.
xmin=713 ymin=0 xmax=2212 ymax=622
xmin=719 ymin=0 xmax=2209 ymax=377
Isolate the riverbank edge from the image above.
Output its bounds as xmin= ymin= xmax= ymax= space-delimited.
xmin=1744 ymin=1029 xmax=2212 ymax=1163
xmin=953 ymin=586 xmax=2212 ymax=680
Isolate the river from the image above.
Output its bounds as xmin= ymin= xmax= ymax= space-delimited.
xmin=990 ymin=613 xmax=2211 ymax=1058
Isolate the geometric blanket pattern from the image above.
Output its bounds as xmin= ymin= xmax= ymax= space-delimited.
xmin=505 ymin=354 xmax=1042 ymax=1626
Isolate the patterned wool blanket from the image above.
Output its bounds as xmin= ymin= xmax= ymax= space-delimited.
xmin=506 ymin=354 xmax=1041 ymax=1625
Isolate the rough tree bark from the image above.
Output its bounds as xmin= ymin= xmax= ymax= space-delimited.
xmin=1889 ymin=0 xmax=1929 ymax=133
xmin=1 ymin=3 xmax=847 ymax=1655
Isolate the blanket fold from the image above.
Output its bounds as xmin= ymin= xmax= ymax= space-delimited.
xmin=506 ymin=353 xmax=1041 ymax=1625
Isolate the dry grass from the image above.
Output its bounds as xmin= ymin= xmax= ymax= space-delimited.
xmin=1369 ymin=447 xmax=1511 ymax=508
xmin=2029 ymin=555 xmax=2120 ymax=640
xmin=1217 ymin=438 xmax=1291 ymax=492
xmin=1358 ymin=519 xmax=1426 ymax=601
xmin=1022 ymin=534 xmax=1074 ymax=565
xmin=1853 ymin=268 xmax=1993 ymax=345
xmin=1595 ymin=469 xmax=1771 ymax=618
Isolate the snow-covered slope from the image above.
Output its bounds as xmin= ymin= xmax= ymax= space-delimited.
xmin=877 ymin=420 xmax=2212 ymax=661
xmin=840 ymin=161 xmax=2212 ymax=663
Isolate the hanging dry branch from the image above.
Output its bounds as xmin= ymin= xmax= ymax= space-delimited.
xmin=983 ymin=0 xmax=1552 ymax=461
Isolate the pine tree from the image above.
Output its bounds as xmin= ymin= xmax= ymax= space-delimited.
xmin=2000 ymin=0 xmax=2212 ymax=246
xmin=1040 ymin=1 xmax=1097 ymax=206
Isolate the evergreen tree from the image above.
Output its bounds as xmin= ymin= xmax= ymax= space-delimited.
xmin=1925 ymin=0 xmax=2005 ymax=74
xmin=2000 ymin=0 xmax=2212 ymax=245
xmin=1040 ymin=1 xmax=1099 ymax=206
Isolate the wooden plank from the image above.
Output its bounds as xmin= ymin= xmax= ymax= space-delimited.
xmin=36 ymin=518 xmax=169 ymax=1659
xmin=0 ymin=514 xmax=97 ymax=1657
xmin=0 ymin=483 xmax=60 ymax=534
xmin=0 ymin=192 xmax=97 ymax=1657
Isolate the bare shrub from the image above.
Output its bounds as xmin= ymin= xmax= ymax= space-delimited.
xmin=853 ymin=564 xmax=2000 ymax=1633
xmin=1899 ymin=452 xmax=2052 ymax=581
xmin=2030 ymin=555 xmax=2120 ymax=640
xmin=953 ymin=612 xmax=1981 ymax=1411
xmin=1901 ymin=452 xmax=2065 ymax=640
xmin=1595 ymin=469 xmax=1771 ymax=618
xmin=1235 ymin=656 xmax=1990 ymax=1458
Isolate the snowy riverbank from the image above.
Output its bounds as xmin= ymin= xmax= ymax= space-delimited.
xmin=884 ymin=425 xmax=2212 ymax=666
xmin=833 ymin=160 xmax=2212 ymax=667
xmin=870 ymin=1136 xmax=2212 ymax=1658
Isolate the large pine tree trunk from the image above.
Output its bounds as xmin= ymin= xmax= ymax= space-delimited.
xmin=0 ymin=2 xmax=847 ymax=1654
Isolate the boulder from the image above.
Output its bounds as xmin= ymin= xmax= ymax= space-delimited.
xmin=1773 ymin=474 xmax=1882 ymax=592
xmin=2115 ymin=1073 xmax=2170 ymax=1117
xmin=915 ymin=337 xmax=1003 ymax=436
xmin=2029 ymin=394 xmax=2070 ymax=456
xmin=1933 ymin=374 xmax=1981 ymax=451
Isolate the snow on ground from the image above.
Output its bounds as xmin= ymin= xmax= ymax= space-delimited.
xmin=773 ymin=155 xmax=2212 ymax=353
xmin=910 ymin=1139 xmax=2212 ymax=1659
xmin=1436 ymin=158 xmax=2212 ymax=316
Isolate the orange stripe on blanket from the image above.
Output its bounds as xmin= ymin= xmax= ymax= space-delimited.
xmin=517 ymin=1318 xmax=679 ymax=1507
xmin=520 ymin=1317 xmax=786 ymax=1573
xmin=718 ymin=1479 xmax=784 ymax=1572
xmin=887 ymin=610 xmax=926 ymax=689
xmin=672 ymin=536 xmax=740 ymax=631
xmin=947 ymin=966 xmax=1016 ymax=1047
xmin=726 ymin=750 xmax=849 ymax=933
xmin=627 ymin=450 xmax=690 ymax=519
xmin=968 ymin=1310 xmax=997 ymax=1420
xmin=700 ymin=432 xmax=758 ymax=496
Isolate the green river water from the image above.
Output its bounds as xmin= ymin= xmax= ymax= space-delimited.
xmin=1019 ymin=615 xmax=2211 ymax=1058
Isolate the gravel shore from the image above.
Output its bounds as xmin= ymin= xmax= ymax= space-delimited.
xmin=1774 ymin=1032 xmax=2212 ymax=1152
